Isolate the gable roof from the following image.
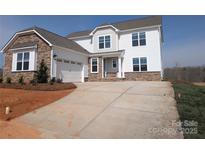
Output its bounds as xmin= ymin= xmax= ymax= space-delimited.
xmin=66 ymin=30 xmax=92 ymax=39
xmin=67 ymin=16 xmax=162 ymax=39
xmin=112 ymin=16 xmax=162 ymax=30
xmin=1 ymin=26 xmax=89 ymax=54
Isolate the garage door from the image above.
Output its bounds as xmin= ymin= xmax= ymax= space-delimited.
xmin=56 ymin=61 xmax=83 ymax=82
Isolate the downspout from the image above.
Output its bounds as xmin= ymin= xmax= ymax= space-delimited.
xmin=50 ymin=48 xmax=53 ymax=79
xmin=159 ymin=26 xmax=163 ymax=80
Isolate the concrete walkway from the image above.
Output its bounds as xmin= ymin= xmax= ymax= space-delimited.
xmin=14 ymin=81 xmax=183 ymax=138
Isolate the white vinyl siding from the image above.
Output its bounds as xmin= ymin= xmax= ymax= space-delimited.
xmin=119 ymin=28 xmax=162 ymax=72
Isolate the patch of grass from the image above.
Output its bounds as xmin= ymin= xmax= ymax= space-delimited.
xmin=173 ymin=82 xmax=205 ymax=138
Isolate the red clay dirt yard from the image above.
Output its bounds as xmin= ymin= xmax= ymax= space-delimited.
xmin=0 ymin=83 xmax=76 ymax=138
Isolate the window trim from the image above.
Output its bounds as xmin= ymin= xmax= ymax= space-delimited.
xmin=133 ymin=57 xmax=148 ymax=72
xmin=15 ymin=51 xmax=30 ymax=71
xmin=132 ymin=33 xmax=138 ymax=47
xmin=91 ymin=58 xmax=99 ymax=73
xmin=112 ymin=58 xmax=117 ymax=69
xmin=133 ymin=58 xmax=140 ymax=72
xmin=132 ymin=32 xmax=146 ymax=47
xmin=99 ymin=36 xmax=104 ymax=49
xmin=140 ymin=57 xmax=147 ymax=72
xmin=105 ymin=35 xmax=111 ymax=48
xmin=98 ymin=35 xmax=112 ymax=49
xmin=139 ymin=32 xmax=146 ymax=46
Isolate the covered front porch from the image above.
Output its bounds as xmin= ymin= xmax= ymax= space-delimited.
xmin=89 ymin=50 xmax=125 ymax=81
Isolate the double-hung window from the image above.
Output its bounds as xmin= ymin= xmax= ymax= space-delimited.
xmin=23 ymin=52 xmax=30 ymax=70
xmin=132 ymin=32 xmax=146 ymax=46
xmin=133 ymin=58 xmax=139 ymax=71
xmin=16 ymin=52 xmax=30 ymax=71
xmin=139 ymin=32 xmax=146 ymax=46
xmin=133 ymin=57 xmax=147 ymax=72
xmin=112 ymin=59 xmax=117 ymax=69
xmin=99 ymin=36 xmax=104 ymax=49
xmin=105 ymin=36 xmax=111 ymax=48
xmin=99 ymin=35 xmax=111 ymax=49
xmin=140 ymin=57 xmax=147 ymax=71
xmin=132 ymin=33 xmax=138 ymax=46
xmin=16 ymin=53 xmax=23 ymax=71
xmin=91 ymin=58 xmax=98 ymax=73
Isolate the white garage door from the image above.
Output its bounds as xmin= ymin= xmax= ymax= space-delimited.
xmin=56 ymin=61 xmax=83 ymax=82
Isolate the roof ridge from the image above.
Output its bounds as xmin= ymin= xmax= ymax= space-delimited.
xmin=111 ymin=15 xmax=160 ymax=25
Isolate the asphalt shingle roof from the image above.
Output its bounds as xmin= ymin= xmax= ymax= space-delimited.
xmin=18 ymin=26 xmax=89 ymax=54
xmin=66 ymin=30 xmax=92 ymax=39
xmin=67 ymin=16 xmax=162 ymax=38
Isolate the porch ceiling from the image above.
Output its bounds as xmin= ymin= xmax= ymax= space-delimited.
xmin=89 ymin=50 xmax=125 ymax=58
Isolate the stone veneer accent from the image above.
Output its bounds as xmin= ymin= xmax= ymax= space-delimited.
xmin=106 ymin=72 xmax=117 ymax=78
xmin=3 ymin=33 xmax=51 ymax=83
xmin=124 ymin=72 xmax=161 ymax=81
xmin=88 ymin=57 xmax=103 ymax=81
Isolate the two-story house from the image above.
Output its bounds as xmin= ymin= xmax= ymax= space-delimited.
xmin=1 ymin=16 xmax=163 ymax=83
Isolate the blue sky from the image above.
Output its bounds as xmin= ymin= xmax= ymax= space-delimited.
xmin=0 ymin=15 xmax=205 ymax=68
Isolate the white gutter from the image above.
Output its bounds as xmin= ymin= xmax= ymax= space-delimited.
xmin=52 ymin=45 xmax=89 ymax=56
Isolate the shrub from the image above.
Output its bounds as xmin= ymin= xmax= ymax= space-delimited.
xmin=56 ymin=78 xmax=62 ymax=83
xmin=36 ymin=59 xmax=49 ymax=83
xmin=18 ymin=76 xmax=24 ymax=85
xmin=0 ymin=77 xmax=3 ymax=83
xmin=51 ymin=77 xmax=56 ymax=83
xmin=30 ymin=79 xmax=37 ymax=86
xmin=6 ymin=77 xmax=11 ymax=84
xmin=49 ymin=80 xmax=54 ymax=85
xmin=49 ymin=77 xmax=56 ymax=85
xmin=49 ymin=78 xmax=55 ymax=85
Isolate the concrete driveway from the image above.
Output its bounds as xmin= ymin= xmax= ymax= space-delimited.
xmin=14 ymin=81 xmax=183 ymax=138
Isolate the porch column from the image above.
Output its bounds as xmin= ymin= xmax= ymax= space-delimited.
xmin=53 ymin=59 xmax=57 ymax=78
xmin=81 ymin=64 xmax=85 ymax=82
xmin=101 ymin=57 xmax=104 ymax=78
xmin=122 ymin=58 xmax=125 ymax=78
xmin=117 ymin=57 xmax=122 ymax=78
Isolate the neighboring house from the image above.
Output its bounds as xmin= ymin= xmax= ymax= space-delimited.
xmin=1 ymin=16 xmax=163 ymax=83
